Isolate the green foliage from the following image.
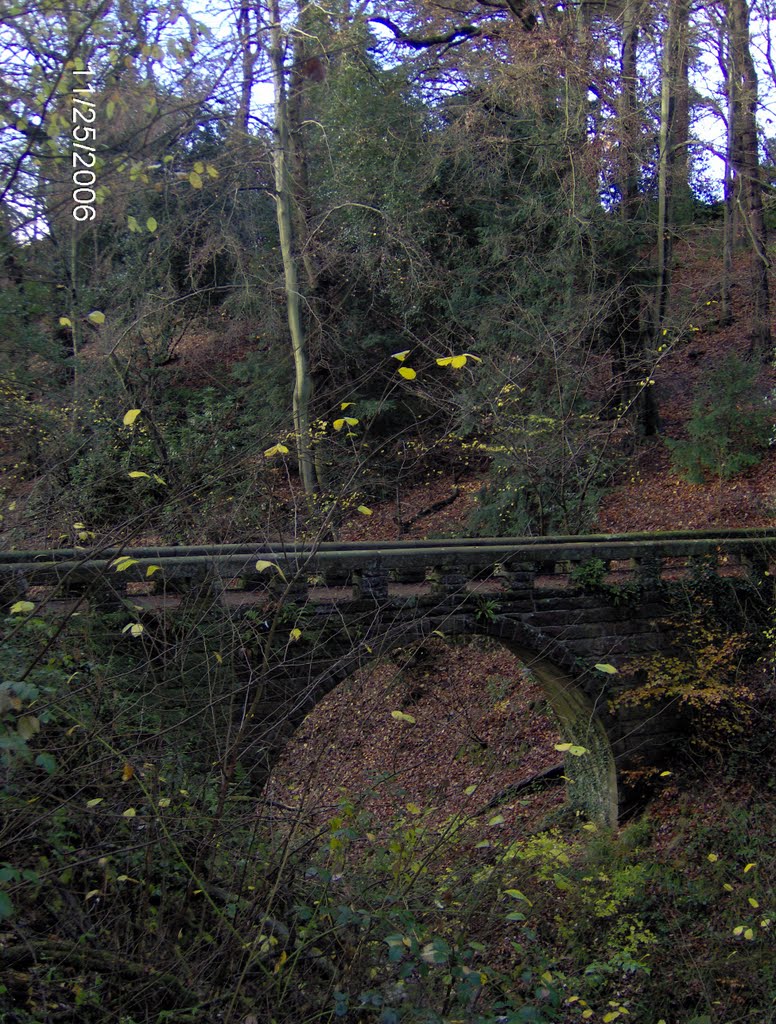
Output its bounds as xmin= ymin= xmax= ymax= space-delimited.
xmin=570 ymin=558 xmax=608 ymax=589
xmin=666 ymin=357 xmax=773 ymax=483
xmin=570 ymin=559 xmax=641 ymax=606
xmin=475 ymin=597 xmax=501 ymax=624
xmin=469 ymin=408 xmax=617 ymax=537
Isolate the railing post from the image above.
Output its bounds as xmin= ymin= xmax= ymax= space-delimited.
xmin=353 ymin=559 xmax=389 ymax=600
xmin=428 ymin=559 xmax=468 ymax=600
xmin=494 ymin=560 xmax=536 ymax=593
xmin=635 ymin=551 xmax=662 ymax=587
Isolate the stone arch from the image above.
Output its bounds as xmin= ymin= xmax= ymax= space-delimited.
xmin=257 ymin=612 xmax=619 ymax=826
xmin=476 ymin=617 xmax=618 ymax=827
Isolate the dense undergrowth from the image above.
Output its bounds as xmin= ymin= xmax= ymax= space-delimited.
xmin=1 ymin=604 xmax=774 ymax=1024
xmin=2 ymin=6 xmax=776 ymax=1017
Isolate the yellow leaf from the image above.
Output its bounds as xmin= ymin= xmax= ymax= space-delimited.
xmin=357 ymin=505 xmax=372 ymax=515
xmin=406 ymin=803 xmax=421 ymax=815
xmin=749 ymin=897 xmax=759 ymax=908
xmin=112 ymin=557 xmax=138 ymax=572
xmin=594 ymin=663 xmax=618 ymax=674
xmin=398 ymin=366 xmax=416 ymax=380
xmin=503 ymin=889 xmax=530 ymax=903
xmin=189 ymin=171 xmax=203 ymax=189
xmin=436 ymin=356 xmax=453 ymax=366
xmin=660 ymin=771 xmax=672 ymax=777
xmin=264 ymin=443 xmax=289 ymax=456
xmin=391 ymin=349 xmax=410 ymax=361
xmin=128 ymin=471 xmax=150 ymax=479
xmin=121 ymin=622 xmax=144 ymax=637
xmin=85 ymin=889 xmax=101 ymax=900
xmin=464 ymin=784 xmax=477 ymax=795
xmin=289 ymin=627 xmax=302 ymax=641
xmin=582 ymin=822 xmax=597 ymax=832
xmin=554 ymin=742 xmax=587 ymax=755
xmin=123 ymin=408 xmax=141 ymax=426
xmin=122 ymin=807 xmax=136 ymax=818
xmin=707 ymin=853 xmax=718 ymax=862
xmin=723 ymin=883 xmax=734 ymax=892
xmin=489 ymin=814 xmax=504 ymax=825
xmin=744 ymin=928 xmax=754 ymax=940
xmin=256 ymin=560 xmax=287 ymax=581
xmin=10 ymin=600 xmax=35 ymax=614
xmin=334 ymin=417 xmax=359 ymax=430
xmin=146 ymin=217 xmax=157 ymax=232
xmin=121 ymin=763 xmax=135 ymax=782
xmin=59 ymin=316 xmax=72 ymax=327
xmin=274 ymin=949 xmax=288 ymax=974
xmin=158 ymin=797 xmax=171 ymax=808
xmin=733 ymin=925 xmax=744 ymax=935
xmin=744 ymin=863 xmax=757 ymax=873
xmin=214 ymin=652 xmax=223 ymax=664
xmin=88 ymin=310 xmax=105 ymax=324
xmin=193 ymin=161 xmax=204 ymax=173
xmin=390 ymin=710 xmax=415 ymax=724
xmin=206 ymin=163 xmax=219 ymax=178
xmin=146 ymin=565 xmax=161 ymax=577
xmin=340 ymin=402 xmax=354 ymax=409
xmin=86 ymin=797 xmax=103 ymax=807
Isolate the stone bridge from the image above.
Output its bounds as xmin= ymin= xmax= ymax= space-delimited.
xmin=2 ymin=528 xmax=774 ymax=824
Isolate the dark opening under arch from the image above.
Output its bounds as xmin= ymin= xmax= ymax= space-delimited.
xmin=256 ymin=613 xmax=619 ymax=826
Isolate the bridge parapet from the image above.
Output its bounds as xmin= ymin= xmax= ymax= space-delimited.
xmin=2 ymin=530 xmax=774 ymax=610
xmin=2 ymin=529 xmax=773 ymax=825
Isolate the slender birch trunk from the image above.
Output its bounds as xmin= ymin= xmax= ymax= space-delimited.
xmin=269 ymin=0 xmax=316 ymax=494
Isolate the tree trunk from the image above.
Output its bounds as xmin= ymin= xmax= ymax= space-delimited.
xmin=720 ymin=10 xmax=735 ymax=326
xmin=672 ymin=1 xmax=692 ymax=222
xmin=655 ymin=0 xmax=689 ymax=338
xmin=269 ymin=0 xmax=316 ymax=495
xmin=236 ymin=2 xmax=258 ymax=134
xmin=728 ymin=0 xmax=771 ymax=355
xmin=619 ymin=0 xmax=640 ymax=221
xmin=612 ymin=1 xmax=659 ymax=436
